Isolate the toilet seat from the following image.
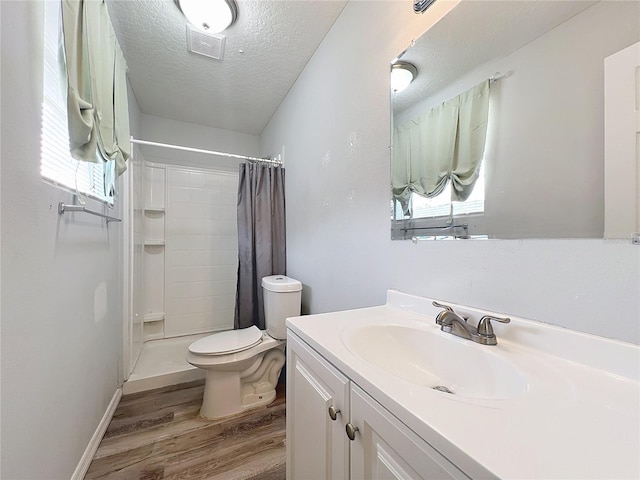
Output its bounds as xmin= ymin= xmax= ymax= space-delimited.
xmin=188 ymin=325 xmax=263 ymax=356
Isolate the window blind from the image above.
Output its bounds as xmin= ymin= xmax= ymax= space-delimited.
xmin=40 ymin=0 xmax=112 ymax=203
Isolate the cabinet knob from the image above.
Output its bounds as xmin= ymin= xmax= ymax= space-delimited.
xmin=328 ymin=405 xmax=341 ymax=421
xmin=346 ymin=423 xmax=359 ymax=441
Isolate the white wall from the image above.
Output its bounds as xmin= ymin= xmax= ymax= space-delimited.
xmin=1 ymin=2 xmax=124 ymax=478
xmin=395 ymin=2 xmax=639 ymax=238
xmin=261 ymin=0 xmax=640 ymax=344
xmin=139 ymin=114 xmax=261 ymax=171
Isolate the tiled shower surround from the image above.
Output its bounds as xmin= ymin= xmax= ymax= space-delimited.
xmin=124 ymin=163 xmax=240 ymax=394
xmin=165 ymin=166 xmax=239 ymax=336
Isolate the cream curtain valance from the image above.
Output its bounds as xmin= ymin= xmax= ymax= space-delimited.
xmin=61 ymin=0 xmax=130 ymax=177
xmin=392 ymin=80 xmax=490 ymax=215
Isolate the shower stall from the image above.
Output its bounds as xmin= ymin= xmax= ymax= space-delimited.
xmin=124 ymin=152 xmax=240 ymax=394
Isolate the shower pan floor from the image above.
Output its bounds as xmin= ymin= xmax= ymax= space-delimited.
xmin=123 ymin=333 xmax=209 ymax=395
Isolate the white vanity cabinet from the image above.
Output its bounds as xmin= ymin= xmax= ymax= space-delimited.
xmin=286 ymin=291 xmax=640 ymax=479
xmin=287 ymin=331 xmax=469 ymax=480
xmin=287 ymin=332 xmax=350 ymax=480
xmin=349 ymin=384 xmax=468 ymax=480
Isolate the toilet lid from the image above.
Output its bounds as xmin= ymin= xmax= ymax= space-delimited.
xmin=188 ymin=325 xmax=263 ymax=356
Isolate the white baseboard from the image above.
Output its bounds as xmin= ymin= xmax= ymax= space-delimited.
xmin=70 ymin=388 xmax=122 ymax=480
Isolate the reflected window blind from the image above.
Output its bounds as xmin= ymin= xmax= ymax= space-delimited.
xmin=40 ymin=0 xmax=111 ymax=203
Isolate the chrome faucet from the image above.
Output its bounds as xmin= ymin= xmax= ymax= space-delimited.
xmin=432 ymin=301 xmax=510 ymax=346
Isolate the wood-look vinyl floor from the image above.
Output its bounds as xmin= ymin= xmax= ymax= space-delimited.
xmin=85 ymin=379 xmax=286 ymax=480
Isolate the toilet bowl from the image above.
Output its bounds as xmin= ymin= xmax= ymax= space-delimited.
xmin=186 ymin=275 xmax=302 ymax=419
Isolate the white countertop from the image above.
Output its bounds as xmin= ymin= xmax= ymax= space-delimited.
xmin=286 ymin=290 xmax=640 ymax=479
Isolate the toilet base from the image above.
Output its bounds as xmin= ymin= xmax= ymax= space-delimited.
xmin=199 ymin=348 xmax=285 ymax=419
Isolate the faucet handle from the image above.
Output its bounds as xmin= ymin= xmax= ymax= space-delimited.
xmin=432 ymin=301 xmax=469 ymax=326
xmin=432 ymin=301 xmax=454 ymax=312
xmin=477 ymin=315 xmax=511 ymax=337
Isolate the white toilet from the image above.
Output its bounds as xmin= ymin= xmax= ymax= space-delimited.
xmin=186 ymin=275 xmax=302 ymax=419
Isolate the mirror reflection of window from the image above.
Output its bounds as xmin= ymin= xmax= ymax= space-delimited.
xmin=390 ymin=1 xmax=639 ymax=239
xmin=395 ymin=161 xmax=485 ymax=221
xmin=392 ymin=80 xmax=490 ymax=225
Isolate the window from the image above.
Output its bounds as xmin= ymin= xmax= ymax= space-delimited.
xmin=40 ymin=0 xmax=113 ymax=204
xmin=394 ymin=161 xmax=485 ymax=220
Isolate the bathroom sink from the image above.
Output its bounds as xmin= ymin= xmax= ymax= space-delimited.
xmin=343 ymin=325 xmax=527 ymax=400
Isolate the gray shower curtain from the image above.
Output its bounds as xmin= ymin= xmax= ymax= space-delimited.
xmin=234 ymin=162 xmax=286 ymax=330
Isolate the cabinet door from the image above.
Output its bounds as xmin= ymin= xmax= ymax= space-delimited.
xmin=287 ymin=332 xmax=350 ymax=480
xmin=350 ymin=384 xmax=469 ymax=480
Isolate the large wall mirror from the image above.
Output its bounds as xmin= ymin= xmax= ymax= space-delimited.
xmin=390 ymin=0 xmax=639 ymax=240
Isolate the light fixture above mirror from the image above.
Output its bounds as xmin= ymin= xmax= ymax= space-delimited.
xmin=391 ymin=62 xmax=417 ymax=93
xmin=176 ymin=0 xmax=238 ymax=34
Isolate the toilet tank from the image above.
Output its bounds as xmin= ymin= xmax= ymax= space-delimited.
xmin=262 ymin=275 xmax=302 ymax=340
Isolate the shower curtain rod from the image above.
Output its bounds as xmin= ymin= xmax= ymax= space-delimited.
xmin=130 ymin=138 xmax=283 ymax=166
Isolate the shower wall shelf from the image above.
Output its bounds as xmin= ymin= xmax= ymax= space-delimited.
xmin=142 ymin=162 xmax=166 ymax=342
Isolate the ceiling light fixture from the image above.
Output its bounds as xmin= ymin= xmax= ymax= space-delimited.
xmin=391 ymin=62 xmax=418 ymax=93
xmin=176 ymin=0 xmax=238 ymax=34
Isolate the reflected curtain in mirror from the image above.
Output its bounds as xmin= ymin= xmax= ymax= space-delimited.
xmin=392 ymin=81 xmax=489 ymax=216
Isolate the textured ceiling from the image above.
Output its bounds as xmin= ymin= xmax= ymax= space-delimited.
xmin=107 ymin=0 xmax=347 ymax=135
xmin=393 ymin=0 xmax=598 ymax=116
